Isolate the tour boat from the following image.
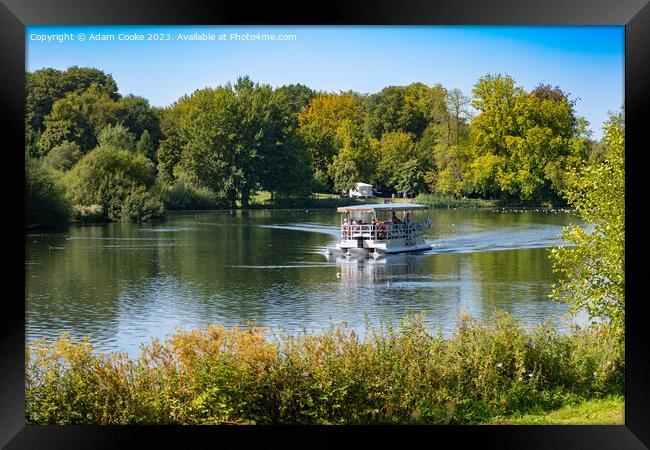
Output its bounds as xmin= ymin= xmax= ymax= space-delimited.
xmin=326 ymin=203 xmax=432 ymax=258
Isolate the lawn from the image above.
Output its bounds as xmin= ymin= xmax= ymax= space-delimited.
xmin=489 ymin=396 xmax=624 ymax=425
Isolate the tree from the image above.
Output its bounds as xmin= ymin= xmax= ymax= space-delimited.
xmin=329 ymin=155 xmax=358 ymax=194
xmin=25 ymin=156 xmax=71 ymax=228
xmin=549 ymin=110 xmax=624 ymax=340
xmin=136 ymin=130 xmax=154 ymax=160
xmin=374 ymin=131 xmax=416 ymax=188
xmin=26 ymin=66 xmax=119 ymax=135
xmin=298 ymin=91 xmax=366 ymax=176
xmin=446 ymin=88 xmax=471 ymax=146
xmin=117 ymin=95 xmax=162 ymax=147
xmin=393 ymin=159 xmax=425 ymax=197
xmin=43 ymin=141 xmax=82 ymax=171
xmin=179 ymin=76 xmax=289 ymax=208
xmin=156 ymin=135 xmax=184 ymax=184
xmin=327 ymin=119 xmax=375 ymax=193
xmin=38 ymin=85 xmax=121 ymax=154
xmin=372 ymin=130 xmax=433 ymax=196
xmin=274 ymin=84 xmax=316 ymax=117
xmin=468 ymin=74 xmax=588 ymax=203
xmin=364 ymin=83 xmax=447 ymax=140
xmin=256 ymin=87 xmax=313 ymax=200
xmin=65 ymin=145 xmax=161 ymax=222
xmin=97 ymin=123 xmax=136 ymax=152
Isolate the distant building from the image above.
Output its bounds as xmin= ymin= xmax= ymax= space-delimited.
xmin=349 ymin=182 xmax=373 ymax=198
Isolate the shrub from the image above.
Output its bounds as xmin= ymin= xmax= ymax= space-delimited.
xmin=65 ymin=145 xmax=162 ymax=222
xmin=71 ymin=204 xmax=104 ymax=223
xmin=157 ymin=177 xmax=227 ymax=210
xmin=120 ymin=186 xmax=165 ymax=222
xmin=26 ymin=310 xmax=623 ymax=425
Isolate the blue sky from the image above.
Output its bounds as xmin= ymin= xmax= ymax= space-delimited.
xmin=26 ymin=25 xmax=623 ymax=140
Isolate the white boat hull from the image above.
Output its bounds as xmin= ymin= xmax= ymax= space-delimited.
xmin=372 ymin=243 xmax=431 ymax=255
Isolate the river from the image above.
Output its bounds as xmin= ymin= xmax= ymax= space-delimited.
xmin=25 ymin=207 xmax=583 ymax=357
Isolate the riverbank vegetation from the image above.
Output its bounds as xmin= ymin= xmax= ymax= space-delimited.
xmin=25 ymin=67 xmax=613 ymax=227
xmin=26 ymin=311 xmax=623 ymax=425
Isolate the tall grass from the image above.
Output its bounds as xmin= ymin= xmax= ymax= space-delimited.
xmin=25 ymin=311 xmax=623 ymax=425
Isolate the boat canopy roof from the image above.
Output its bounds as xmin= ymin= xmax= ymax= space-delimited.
xmin=337 ymin=203 xmax=429 ymax=213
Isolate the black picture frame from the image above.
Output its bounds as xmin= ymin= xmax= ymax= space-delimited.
xmin=2 ymin=0 xmax=648 ymax=448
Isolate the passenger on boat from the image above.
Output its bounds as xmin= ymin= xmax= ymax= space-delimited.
xmin=376 ymin=221 xmax=387 ymax=240
xmin=405 ymin=212 xmax=411 ymax=223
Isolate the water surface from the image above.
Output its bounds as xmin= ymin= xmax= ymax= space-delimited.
xmin=26 ymin=208 xmax=582 ymax=357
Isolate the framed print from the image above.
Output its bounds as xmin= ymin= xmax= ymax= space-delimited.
xmin=2 ymin=0 xmax=648 ymax=447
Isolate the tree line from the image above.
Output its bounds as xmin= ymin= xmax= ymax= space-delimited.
xmin=25 ymin=66 xmax=613 ymax=226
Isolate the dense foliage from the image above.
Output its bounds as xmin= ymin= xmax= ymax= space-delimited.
xmin=26 ymin=311 xmax=623 ymax=425
xmin=25 ymin=156 xmax=71 ymax=228
xmin=25 ymin=66 xmax=613 ymax=226
xmin=65 ymin=145 xmax=162 ymax=222
xmin=549 ymin=111 xmax=625 ymax=341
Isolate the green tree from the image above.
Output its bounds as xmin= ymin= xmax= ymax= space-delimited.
xmin=25 ymin=156 xmax=71 ymax=228
xmin=26 ymin=66 xmax=119 ymax=135
xmin=117 ymin=95 xmax=162 ymax=147
xmin=38 ymin=85 xmax=121 ymax=154
xmin=136 ymin=130 xmax=154 ymax=160
xmin=446 ymin=88 xmax=471 ymax=147
xmin=327 ymin=119 xmax=375 ymax=193
xmin=298 ymin=91 xmax=366 ymax=177
xmin=274 ymin=84 xmax=316 ymax=117
xmin=328 ymin=155 xmax=358 ymax=194
xmin=549 ymin=111 xmax=624 ymax=340
xmin=374 ymin=131 xmax=416 ymax=188
xmin=468 ymin=74 xmax=588 ymax=203
xmin=256 ymin=87 xmax=313 ymax=200
xmin=364 ymin=83 xmax=447 ymax=140
xmin=66 ymin=146 xmax=161 ymax=222
xmin=374 ymin=130 xmax=431 ymax=196
xmin=97 ymin=123 xmax=136 ymax=152
xmin=156 ymin=135 xmax=184 ymax=184
xmin=179 ymin=77 xmax=288 ymax=208
xmin=43 ymin=141 xmax=82 ymax=171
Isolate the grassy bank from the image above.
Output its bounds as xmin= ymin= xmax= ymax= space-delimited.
xmin=246 ymin=192 xmax=495 ymax=210
xmin=26 ymin=311 xmax=623 ymax=425
xmin=490 ymin=396 xmax=624 ymax=425
xmin=414 ymin=194 xmax=496 ymax=208
xmin=247 ymin=192 xmax=384 ymax=209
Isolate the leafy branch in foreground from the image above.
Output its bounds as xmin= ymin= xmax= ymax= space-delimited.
xmin=549 ymin=110 xmax=624 ymax=340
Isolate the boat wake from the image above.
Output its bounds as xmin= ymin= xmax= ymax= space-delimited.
xmin=258 ymin=223 xmax=340 ymax=237
xmin=424 ymin=225 xmax=570 ymax=255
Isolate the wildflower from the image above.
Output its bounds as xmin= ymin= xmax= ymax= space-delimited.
xmin=497 ymin=362 xmax=503 ymax=368
xmin=518 ymin=377 xmax=523 ymax=381
xmin=528 ymin=373 xmax=533 ymax=377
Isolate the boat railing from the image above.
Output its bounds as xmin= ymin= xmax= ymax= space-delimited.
xmin=341 ymin=222 xmax=427 ymax=240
